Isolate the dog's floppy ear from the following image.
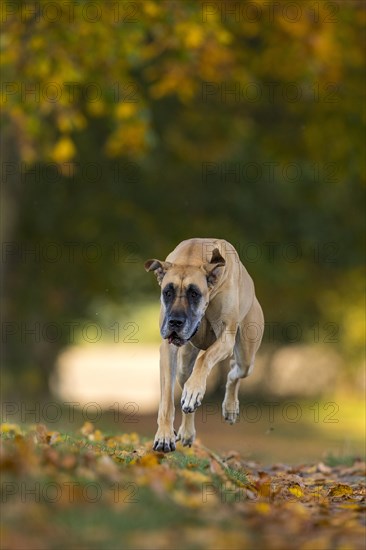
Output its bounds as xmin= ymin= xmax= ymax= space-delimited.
xmin=204 ymin=248 xmax=225 ymax=289
xmin=144 ymin=259 xmax=172 ymax=285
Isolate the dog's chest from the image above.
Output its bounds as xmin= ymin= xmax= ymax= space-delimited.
xmin=190 ymin=317 xmax=217 ymax=350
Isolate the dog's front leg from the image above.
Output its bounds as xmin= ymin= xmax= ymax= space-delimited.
xmin=181 ymin=323 xmax=236 ymax=414
xmin=153 ymin=340 xmax=177 ymax=452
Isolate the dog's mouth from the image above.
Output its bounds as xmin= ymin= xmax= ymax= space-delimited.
xmin=167 ymin=333 xmax=186 ymax=347
xmin=166 ymin=322 xmax=201 ymax=347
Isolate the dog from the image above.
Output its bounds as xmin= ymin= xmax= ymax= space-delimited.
xmin=145 ymin=238 xmax=264 ymax=452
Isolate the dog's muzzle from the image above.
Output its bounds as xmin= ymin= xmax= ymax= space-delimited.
xmin=166 ymin=321 xmax=201 ymax=347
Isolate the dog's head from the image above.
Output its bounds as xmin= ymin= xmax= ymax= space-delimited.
xmin=144 ymin=248 xmax=225 ymax=346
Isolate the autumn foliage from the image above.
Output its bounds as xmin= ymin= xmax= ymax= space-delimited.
xmin=1 ymin=423 xmax=365 ymax=549
xmin=1 ymin=1 xmax=365 ymax=392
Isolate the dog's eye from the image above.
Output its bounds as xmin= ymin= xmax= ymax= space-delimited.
xmin=189 ymin=289 xmax=200 ymax=300
xmin=163 ymin=289 xmax=173 ymax=299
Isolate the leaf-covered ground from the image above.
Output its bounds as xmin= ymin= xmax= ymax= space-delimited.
xmin=1 ymin=423 xmax=365 ymax=550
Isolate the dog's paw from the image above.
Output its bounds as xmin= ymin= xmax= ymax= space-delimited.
xmin=153 ymin=428 xmax=176 ymax=453
xmin=222 ymin=399 xmax=240 ymax=424
xmin=176 ymin=425 xmax=196 ymax=447
xmin=181 ymin=382 xmax=206 ymax=414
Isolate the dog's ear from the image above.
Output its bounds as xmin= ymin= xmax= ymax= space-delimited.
xmin=144 ymin=259 xmax=172 ymax=285
xmin=204 ymin=248 xmax=225 ymax=289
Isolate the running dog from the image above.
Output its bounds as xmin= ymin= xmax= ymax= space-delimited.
xmin=145 ymin=238 xmax=264 ymax=452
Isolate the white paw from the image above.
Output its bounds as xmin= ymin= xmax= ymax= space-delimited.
xmin=222 ymin=399 xmax=240 ymax=424
xmin=176 ymin=425 xmax=196 ymax=447
xmin=181 ymin=382 xmax=206 ymax=413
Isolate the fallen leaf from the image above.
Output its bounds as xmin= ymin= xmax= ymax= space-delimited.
xmin=328 ymin=484 xmax=354 ymax=498
xmin=138 ymin=453 xmax=160 ymax=468
xmin=80 ymin=422 xmax=94 ymax=436
xmin=317 ymin=462 xmax=332 ymax=474
xmin=288 ymin=484 xmax=304 ymax=498
xmin=254 ymin=502 xmax=271 ymax=514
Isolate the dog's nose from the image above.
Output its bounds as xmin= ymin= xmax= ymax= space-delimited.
xmin=168 ymin=317 xmax=185 ymax=329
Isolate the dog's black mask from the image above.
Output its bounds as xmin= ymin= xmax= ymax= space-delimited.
xmin=160 ymin=283 xmax=204 ymax=347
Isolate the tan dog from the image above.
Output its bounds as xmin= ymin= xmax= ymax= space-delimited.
xmin=145 ymin=238 xmax=264 ymax=452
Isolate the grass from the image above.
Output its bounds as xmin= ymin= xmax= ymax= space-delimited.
xmin=325 ymin=453 xmax=362 ymax=467
xmin=165 ymin=451 xmax=211 ymax=472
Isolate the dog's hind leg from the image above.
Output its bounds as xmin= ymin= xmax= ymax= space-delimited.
xmin=176 ymin=342 xmax=200 ymax=446
xmin=222 ymin=297 xmax=264 ymax=424
xmin=222 ymin=354 xmax=241 ymax=424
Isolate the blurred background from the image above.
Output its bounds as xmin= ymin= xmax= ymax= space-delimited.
xmin=1 ymin=0 xmax=365 ymax=463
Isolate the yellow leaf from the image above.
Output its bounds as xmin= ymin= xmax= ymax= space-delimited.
xmin=138 ymin=453 xmax=159 ymax=467
xmin=184 ymin=25 xmax=204 ymax=48
xmin=87 ymin=100 xmax=105 ymax=117
xmin=116 ymin=102 xmax=138 ymax=119
xmin=289 ymin=484 xmax=304 ymax=498
xmin=217 ymin=29 xmax=232 ymax=45
xmin=143 ymin=1 xmax=161 ymax=17
xmin=80 ymin=421 xmax=94 ymax=436
xmin=255 ymin=502 xmax=271 ymax=514
xmin=328 ymin=484 xmax=353 ymax=498
xmin=93 ymin=429 xmax=103 ymax=441
xmin=0 ymin=423 xmax=22 ymax=435
xmin=118 ymin=432 xmax=140 ymax=445
xmin=52 ymin=136 xmax=75 ymax=162
xmin=114 ymin=450 xmax=130 ymax=461
xmin=179 ymin=469 xmax=211 ymax=484
xmin=339 ymin=502 xmax=363 ymax=510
